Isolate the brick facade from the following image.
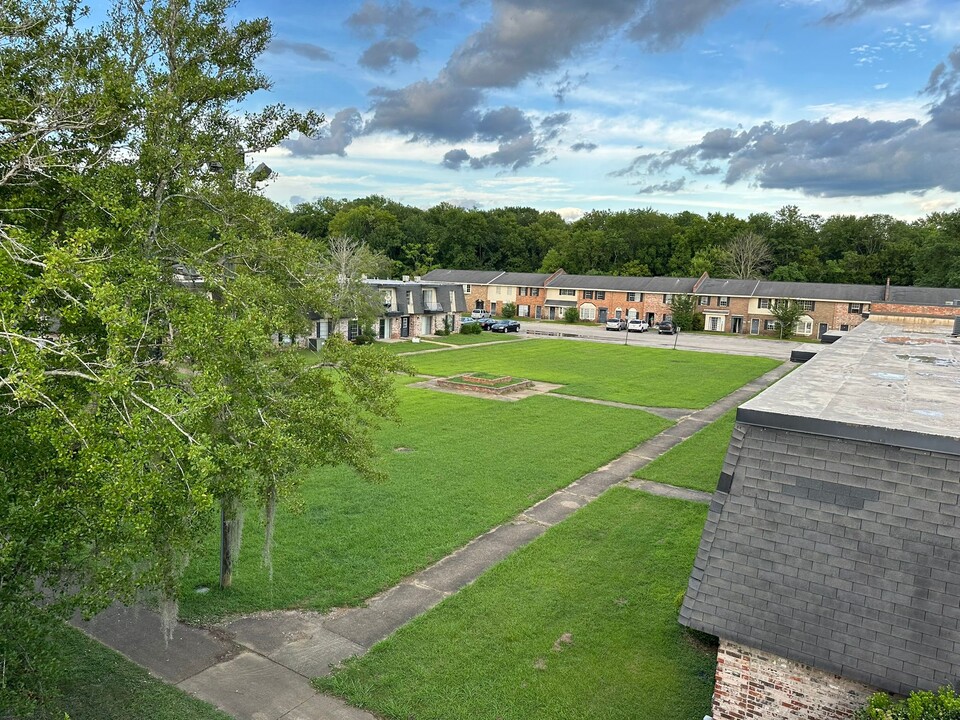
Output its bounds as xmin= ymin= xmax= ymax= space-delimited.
xmin=873 ymin=303 xmax=960 ymax=318
xmin=713 ymin=641 xmax=877 ymax=720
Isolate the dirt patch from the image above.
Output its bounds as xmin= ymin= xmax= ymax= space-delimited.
xmin=412 ymin=377 xmax=563 ymax=401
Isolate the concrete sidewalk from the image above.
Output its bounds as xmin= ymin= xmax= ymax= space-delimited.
xmin=77 ymin=360 xmax=794 ymax=720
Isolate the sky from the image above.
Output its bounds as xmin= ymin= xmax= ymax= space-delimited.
xmin=238 ymin=0 xmax=960 ymax=220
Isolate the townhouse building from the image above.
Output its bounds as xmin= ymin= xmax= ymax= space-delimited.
xmin=424 ymin=268 xmax=959 ymax=338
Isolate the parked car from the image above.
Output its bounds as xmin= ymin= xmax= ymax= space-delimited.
xmin=605 ymin=317 xmax=627 ymax=331
xmin=471 ymin=309 xmax=492 ymax=319
xmin=657 ymin=320 xmax=678 ymax=334
xmin=461 ymin=316 xmax=479 ymax=325
xmin=627 ymin=318 xmax=649 ymax=333
xmin=479 ymin=317 xmax=500 ymax=330
xmin=491 ymin=320 xmax=521 ymax=333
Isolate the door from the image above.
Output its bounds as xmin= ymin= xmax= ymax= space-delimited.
xmin=549 ymin=306 xmax=556 ymax=320
xmin=598 ymin=307 xmax=608 ymax=323
xmin=750 ymin=318 xmax=760 ymax=335
xmin=475 ymin=300 xmax=484 ymax=310
xmin=646 ymin=312 xmax=655 ymax=326
xmin=378 ymin=319 xmax=387 ymax=339
xmin=535 ymin=305 xmax=542 ymax=319
xmin=400 ymin=316 xmax=410 ymax=338
xmin=732 ymin=316 xmax=743 ymax=334
xmin=490 ymin=302 xmax=497 ymax=315
xmin=422 ymin=316 xmax=431 ymax=335
xmin=818 ymin=323 xmax=828 ymax=338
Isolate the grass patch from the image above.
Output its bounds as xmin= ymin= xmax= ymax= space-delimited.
xmin=435 ymin=332 xmax=523 ymax=346
xmin=409 ymin=340 xmax=779 ymax=408
xmin=179 ymin=388 xmax=671 ymax=622
xmin=635 ymin=409 xmax=737 ymax=493
xmin=34 ymin=625 xmax=229 ymax=720
xmin=315 ymin=488 xmax=714 ymax=720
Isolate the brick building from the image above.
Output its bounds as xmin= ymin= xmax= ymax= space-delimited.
xmin=680 ymin=317 xmax=960 ymax=719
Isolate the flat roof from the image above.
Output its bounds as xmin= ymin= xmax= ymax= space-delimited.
xmin=739 ymin=319 xmax=960 ymax=455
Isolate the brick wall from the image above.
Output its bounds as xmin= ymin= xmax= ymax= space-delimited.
xmin=713 ymin=641 xmax=877 ymax=720
xmin=873 ymin=303 xmax=959 ymax=318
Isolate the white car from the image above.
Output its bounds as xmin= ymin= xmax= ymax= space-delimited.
xmin=605 ymin=317 xmax=627 ymax=331
xmin=470 ymin=309 xmax=491 ymax=319
xmin=627 ymin=318 xmax=649 ymax=333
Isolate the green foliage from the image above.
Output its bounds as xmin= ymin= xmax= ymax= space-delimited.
xmin=856 ymin=687 xmax=960 ymax=720
xmin=316 ymin=489 xmax=715 ymax=720
xmin=769 ymin=299 xmax=806 ymax=339
xmin=459 ymin=321 xmax=482 ymax=334
xmin=669 ymin=294 xmax=697 ymax=331
xmin=564 ymin=306 xmax=579 ymax=323
xmin=501 ymin=302 xmax=517 ymax=318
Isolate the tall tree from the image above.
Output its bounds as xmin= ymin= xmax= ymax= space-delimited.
xmin=724 ymin=232 xmax=774 ymax=279
xmin=769 ymin=300 xmax=806 ymax=340
xmin=0 ymin=0 xmax=402 ymax=712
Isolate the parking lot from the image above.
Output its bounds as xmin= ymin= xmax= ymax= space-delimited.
xmin=515 ymin=319 xmax=808 ymax=361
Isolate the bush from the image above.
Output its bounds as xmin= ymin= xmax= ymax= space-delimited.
xmin=352 ymin=327 xmax=377 ymax=345
xmin=856 ymin=688 xmax=960 ymax=719
xmin=564 ymin=307 xmax=578 ymax=323
xmin=501 ymin=303 xmax=516 ymax=319
xmin=460 ymin=322 xmax=482 ymax=335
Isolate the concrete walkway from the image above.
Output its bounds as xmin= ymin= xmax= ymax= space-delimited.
xmin=77 ymin=360 xmax=794 ymax=720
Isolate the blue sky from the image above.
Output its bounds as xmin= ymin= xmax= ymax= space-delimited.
xmin=238 ymin=0 xmax=960 ymax=220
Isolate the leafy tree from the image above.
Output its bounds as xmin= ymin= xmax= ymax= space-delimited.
xmin=0 ymin=0 xmax=403 ymax=712
xmin=669 ymin=294 xmax=698 ymax=331
xmin=564 ymin=306 xmax=579 ymax=323
xmin=769 ymin=300 xmax=805 ymax=339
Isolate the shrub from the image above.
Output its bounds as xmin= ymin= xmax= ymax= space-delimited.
xmin=856 ymin=688 xmax=960 ymax=719
xmin=352 ymin=327 xmax=377 ymax=345
xmin=501 ymin=303 xmax=516 ymax=319
xmin=564 ymin=306 xmax=578 ymax=323
xmin=460 ymin=322 xmax=482 ymax=335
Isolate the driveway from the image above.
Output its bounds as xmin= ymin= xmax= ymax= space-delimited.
xmin=515 ymin=320 xmax=809 ymax=361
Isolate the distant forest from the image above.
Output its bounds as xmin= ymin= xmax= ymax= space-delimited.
xmin=284 ymin=196 xmax=960 ymax=288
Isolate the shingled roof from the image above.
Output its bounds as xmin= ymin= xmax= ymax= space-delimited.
xmin=680 ymin=320 xmax=960 ymax=696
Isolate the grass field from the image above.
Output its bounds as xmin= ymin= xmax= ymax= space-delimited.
xmin=178 ymin=386 xmax=672 ymax=621
xmin=315 ymin=488 xmax=715 ymax=720
xmin=635 ymin=410 xmax=737 ymax=493
xmin=35 ymin=626 xmax=229 ymax=720
xmin=407 ymin=340 xmax=779 ymax=408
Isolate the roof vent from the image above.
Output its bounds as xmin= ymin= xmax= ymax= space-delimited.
xmin=402 ymin=275 xmax=410 ymax=282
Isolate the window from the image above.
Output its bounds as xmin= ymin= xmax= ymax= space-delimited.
xmin=758 ymin=298 xmax=771 ymax=309
xmin=797 ymin=300 xmax=815 ymax=312
xmin=718 ymin=296 xmax=729 ymax=307
xmin=708 ymin=316 xmax=724 ymax=332
xmin=626 ymin=292 xmax=638 ymax=302
xmin=405 ymin=291 xmax=413 ymax=307
xmin=579 ymin=303 xmax=596 ymax=321
xmin=663 ymin=294 xmax=673 ymax=304
xmin=583 ymin=290 xmax=594 ymax=300
xmin=840 ymin=324 xmax=850 ymax=331
xmin=764 ymin=320 xmax=777 ymax=331
xmin=518 ymin=304 xmax=530 ymax=317
xmin=595 ymin=291 xmax=606 ymax=300
xmin=699 ymin=296 xmax=710 ymax=306
xmin=794 ymin=320 xmax=813 ymax=336
xmin=347 ymin=319 xmax=360 ymax=341
xmin=464 ymin=284 xmax=471 ymax=294
xmin=530 ymin=288 xmax=540 ymax=297
xmin=559 ymin=288 xmax=575 ymax=296
xmin=848 ymin=303 xmax=862 ymax=314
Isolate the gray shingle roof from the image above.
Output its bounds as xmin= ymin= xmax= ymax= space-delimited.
xmin=886 ymin=285 xmax=960 ymax=306
xmin=546 ymin=274 xmax=650 ymax=291
xmin=681 ymin=319 xmax=960 ymax=696
xmin=421 ymin=269 xmax=504 ymax=284
xmin=695 ymin=279 xmax=761 ymax=296
xmin=753 ymin=280 xmax=885 ymax=302
xmin=493 ymin=272 xmax=551 ymax=286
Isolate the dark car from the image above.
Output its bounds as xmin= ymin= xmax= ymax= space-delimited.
xmin=479 ymin=317 xmax=500 ymax=330
xmin=657 ymin=320 xmax=678 ymax=334
xmin=491 ymin=320 xmax=521 ymax=333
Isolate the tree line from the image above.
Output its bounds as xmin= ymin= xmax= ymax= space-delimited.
xmin=285 ymin=198 xmax=960 ymax=288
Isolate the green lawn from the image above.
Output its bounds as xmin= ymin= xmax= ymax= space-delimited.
xmin=408 ymin=340 xmax=780 ymax=408
xmin=635 ymin=409 xmax=737 ymax=493
xmin=178 ymin=386 xmax=672 ymax=621
xmin=315 ymin=488 xmax=714 ymax=720
xmin=430 ymin=332 xmax=523 ymax=346
xmin=35 ymin=626 xmax=229 ymax=720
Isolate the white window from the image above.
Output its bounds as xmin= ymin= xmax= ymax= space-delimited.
xmin=579 ymin=303 xmax=596 ymax=321
xmin=794 ymin=320 xmax=813 ymax=336
xmin=530 ymin=288 xmax=540 ymax=297
xmin=559 ymin=288 xmax=575 ymax=296
xmin=699 ymin=296 xmax=710 ymax=306
xmin=663 ymin=294 xmax=673 ymax=304
xmin=718 ymin=296 xmax=729 ymax=307
xmin=708 ymin=316 xmax=724 ymax=332
xmin=797 ymin=300 xmax=815 ymax=312
xmin=518 ymin=304 xmax=530 ymax=317
xmin=627 ymin=308 xmax=638 ymax=319
xmin=758 ymin=298 xmax=771 ymax=309
xmin=595 ymin=291 xmax=606 ymax=300
xmin=583 ymin=290 xmax=594 ymax=300
xmin=627 ymin=292 xmax=639 ymax=302
xmin=848 ymin=303 xmax=862 ymax=314
xmin=764 ymin=320 xmax=777 ymax=331
xmin=464 ymin=284 xmax=471 ymax=294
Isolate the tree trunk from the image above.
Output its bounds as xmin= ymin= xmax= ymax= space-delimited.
xmin=219 ymin=493 xmax=244 ymax=589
